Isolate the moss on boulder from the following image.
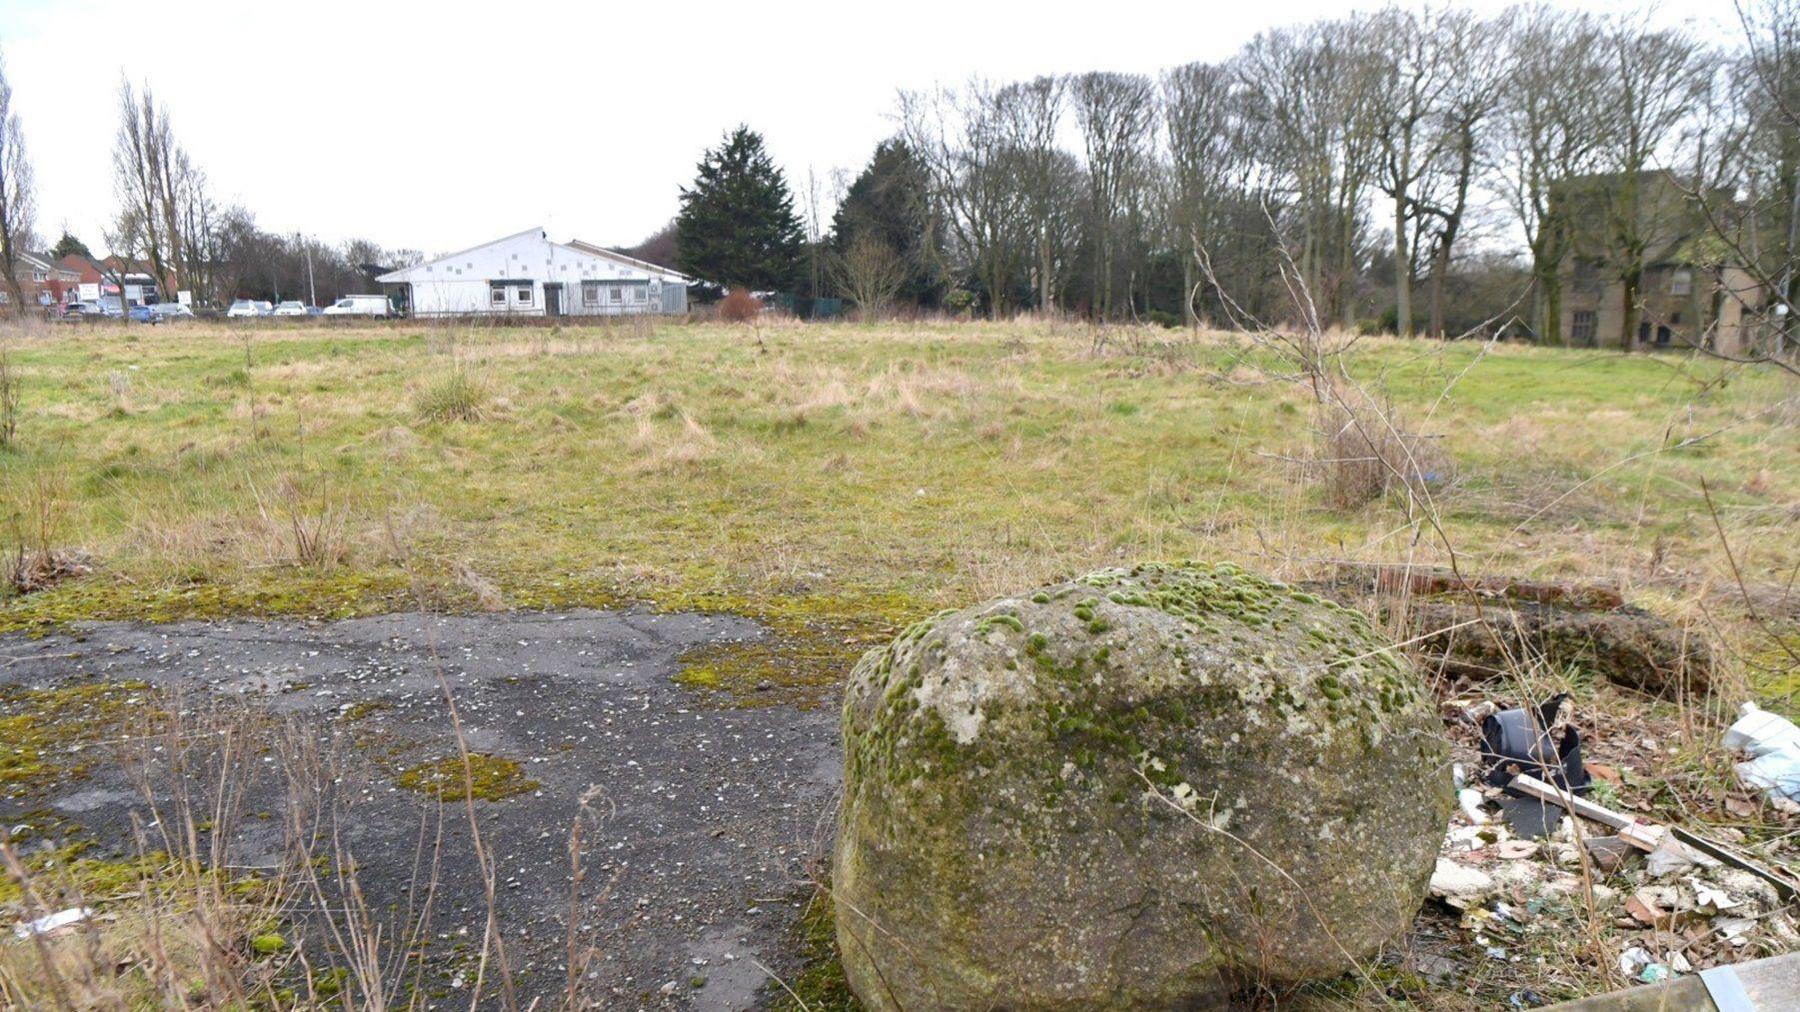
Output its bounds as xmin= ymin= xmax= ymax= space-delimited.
xmin=833 ymin=562 xmax=1451 ymax=1010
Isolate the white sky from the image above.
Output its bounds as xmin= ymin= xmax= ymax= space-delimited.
xmin=0 ymin=0 xmax=1739 ymax=260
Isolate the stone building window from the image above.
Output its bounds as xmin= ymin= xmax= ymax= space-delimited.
xmin=1571 ymin=310 xmax=1597 ymax=345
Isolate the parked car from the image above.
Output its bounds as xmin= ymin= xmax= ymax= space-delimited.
xmin=64 ymin=301 xmax=104 ymax=316
xmin=127 ymin=304 xmax=159 ymax=324
xmin=322 ymin=294 xmax=390 ymax=317
xmin=150 ymin=302 xmax=195 ymax=320
xmin=273 ymin=301 xmax=310 ymax=317
xmin=227 ymin=299 xmax=273 ymax=318
xmin=305 ymin=306 xmax=325 ymax=316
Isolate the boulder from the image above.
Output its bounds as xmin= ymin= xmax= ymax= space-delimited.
xmin=833 ymin=562 xmax=1452 ymax=1010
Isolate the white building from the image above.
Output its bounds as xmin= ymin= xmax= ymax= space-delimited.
xmin=376 ymin=227 xmax=688 ymax=318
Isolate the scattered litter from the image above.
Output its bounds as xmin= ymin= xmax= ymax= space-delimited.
xmin=1426 ymin=689 xmax=1800 ymax=1000
xmin=1693 ymin=881 xmax=1737 ymax=913
xmin=1458 ymin=788 xmax=1489 ymax=824
xmin=1483 ymin=696 xmax=1593 ymax=838
xmin=1624 ymin=890 xmax=1664 ymax=926
xmin=1646 ymin=837 xmax=1706 ymax=877
xmin=1583 ymin=835 xmax=1634 ymax=874
xmin=1618 ymin=946 xmax=1668 ymax=983
xmin=1482 ymin=694 xmax=1590 ymax=794
xmin=1496 ymin=839 xmax=1538 ymax=860
xmin=14 ymin=907 xmax=92 ymax=939
xmin=1722 ymin=702 xmax=1800 ymax=803
xmin=1499 ymin=795 xmax=1566 ymax=839
xmin=1716 ymin=917 xmax=1755 ymax=944
xmin=1429 ymin=858 xmax=1495 ymax=909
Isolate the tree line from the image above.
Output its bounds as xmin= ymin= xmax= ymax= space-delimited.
xmin=668 ymin=2 xmax=1797 ymax=349
xmin=1 ymin=62 xmax=420 ymax=310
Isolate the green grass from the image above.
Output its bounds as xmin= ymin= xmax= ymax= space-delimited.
xmin=3 ymin=318 xmax=1796 ymax=1009
xmin=0 ymin=319 xmax=1794 ymax=693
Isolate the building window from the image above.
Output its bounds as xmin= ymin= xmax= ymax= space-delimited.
xmin=32 ymin=270 xmax=47 ymax=282
xmin=490 ymin=286 xmax=507 ymax=307
xmin=513 ymin=285 xmax=532 ymax=305
xmin=610 ymin=287 xmax=622 ymax=303
xmin=1670 ymin=269 xmax=1693 ymax=296
xmin=582 ymin=281 xmax=601 ymax=306
xmin=1571 ymin=310 xmax=1597 ymax=345
xmin=630 ymin=286 xmax=645 ymax=303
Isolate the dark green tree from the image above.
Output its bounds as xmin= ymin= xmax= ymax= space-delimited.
xmin=831 ymin=138 xmax=942 ymax=305
xmin=674 ymin=126 xmax=805 ymax=292
xmin=51 ymin=230 xmax=90 ymax=260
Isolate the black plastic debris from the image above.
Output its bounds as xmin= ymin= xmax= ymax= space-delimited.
xmin=1481 ymin=694 xmax=1591 ymax=837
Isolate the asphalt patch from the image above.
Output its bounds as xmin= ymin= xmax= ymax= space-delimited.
xmin=0 ymin=608 xmax=842 ymax=1009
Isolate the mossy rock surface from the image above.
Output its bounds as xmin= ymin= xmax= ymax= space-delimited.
xmin=833 ymin=561 xmax=1451 ymax=1010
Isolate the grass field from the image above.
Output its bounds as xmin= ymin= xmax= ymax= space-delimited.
xmin=3 ymin=318 xmax=1795 ymax=694
xmin=3 ymin=317 xmax=1799 ymax=1007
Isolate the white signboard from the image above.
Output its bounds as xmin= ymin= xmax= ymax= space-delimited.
xmin=79 ymin=283 xmax=100 ymax=301
xmin=177 ymin=290 xmax=192 ymax=306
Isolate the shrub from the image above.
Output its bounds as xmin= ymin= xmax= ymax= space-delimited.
xmin=943 ymin=289 xmax=977 ymax=317
xmin=1318 ymin=392 xmax=1447 ymax=509
xmin=719 ymin=288 xmax=761 ymax=323
xmin=415 ymin=369 xmax=488 ymax=423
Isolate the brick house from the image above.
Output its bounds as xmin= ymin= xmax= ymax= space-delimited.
xmin=2 ymin=251 xmax=82 ymax=310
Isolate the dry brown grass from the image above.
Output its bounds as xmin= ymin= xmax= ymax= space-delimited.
xmin=251 ymin=471 xmax=347 ymax=570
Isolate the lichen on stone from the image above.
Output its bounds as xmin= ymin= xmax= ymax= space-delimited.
xmin=833 ymin=561 xmax=1452 ymax=1011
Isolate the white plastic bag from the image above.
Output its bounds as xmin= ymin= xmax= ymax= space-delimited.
xmin=1723 ymin=703 xmax=1800 ymax=802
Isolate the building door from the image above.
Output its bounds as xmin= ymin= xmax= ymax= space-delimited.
xmin=544 ymin=283 xmax=562 ymax=317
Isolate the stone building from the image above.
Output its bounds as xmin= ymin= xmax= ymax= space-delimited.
xmin=1555 ymin=171 xmax=1766 ymax=355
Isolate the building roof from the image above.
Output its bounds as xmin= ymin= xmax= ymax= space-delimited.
xmin=377 ymin=228 xmax=688 ymax=285
xmin=17 ymin=251 xmax=79 ymax=277
xmin=378 ymin=226 xmax=548 ymax=283
xmin=563 ymin=240 xmax=687 ymax=283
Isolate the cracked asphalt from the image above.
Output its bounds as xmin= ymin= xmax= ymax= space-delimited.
xmin=0 ymin=609 xmax=843 ymax=1010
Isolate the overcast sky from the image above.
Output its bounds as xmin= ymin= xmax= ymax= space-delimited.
xmin=1 ymin=0 xmax=1738 ymax=260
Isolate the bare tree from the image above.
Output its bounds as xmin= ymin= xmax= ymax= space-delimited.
xmin=1594 ymin=21 xmax=1707 ymax=350
xmin=1236 ymin=19 xmax=1384 ymax=329
xmin=1367 ymin=7 xmax=1461 ymax=337
xmin=833 ymin=233 xmax=908 ymax=318
xmin=112 ymin=79 xmax=216 ymax=302
xmin=1416 ymin=10 xmax=1509 ymax=338
xmin=995 ymin=77 xmax=1066 ymax=312
xmin=114 ymin=79 xmax=173 ymax=294
xmin=1071 ymin=71 xmax=1157 ymax=320
xmin=0 ymin=48 xmax=34 ymax=315
xmin=1493 ymin=8 xmax=1610 ymax=344
xmin=900 ymin=81 xmax=1028 ymax=318
xmin=1163 ymin=62 xmax=1247 ymax=326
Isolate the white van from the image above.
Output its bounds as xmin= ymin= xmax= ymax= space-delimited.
xmin=322 ymin=294 xmax=391 ymax=317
